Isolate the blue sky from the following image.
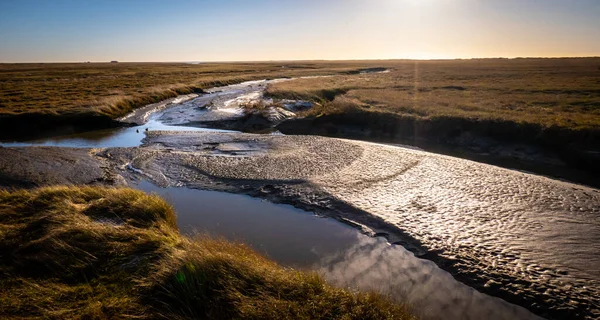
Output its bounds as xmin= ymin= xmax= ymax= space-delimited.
xmin=1 ymin=0 xmax=599 ymax=62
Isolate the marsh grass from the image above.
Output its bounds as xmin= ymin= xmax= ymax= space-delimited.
xmin=0 ymin=186 xmax=414 ymax=320
xmin=266 ymin=58 xmax=600 ymax=130
xmin=0 ymin=62 xmax=390 ymax=119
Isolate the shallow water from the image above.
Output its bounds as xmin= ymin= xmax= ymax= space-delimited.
xmin=0 ymin=117 xmax=232 ymax=148
xmin=0 ymin=79 xmax=280 ymax=148
xmin=158 ymin=79 xmax=283 ymax=125
xmin=137 ymin=180 xmax=541 ymax=320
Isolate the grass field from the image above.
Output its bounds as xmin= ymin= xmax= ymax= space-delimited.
xmin=0 ymin=61 xmax=396 ymax=139
xmin=267 ymin=58 xmax=600 ymax=130
xmin=1 ymin=59 xmax=598 ymax=139
xmin=0 ymin=61 xmax=389 ymax=119
xmin=0 ymin=186 xmax=413 ymax=320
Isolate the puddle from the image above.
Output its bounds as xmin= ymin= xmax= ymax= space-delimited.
xmin=137 ymin=180 xmax=541 ymax=320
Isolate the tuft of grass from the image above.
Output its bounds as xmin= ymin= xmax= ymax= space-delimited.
xmin=0 ymin=186 xmax=414 ymax=320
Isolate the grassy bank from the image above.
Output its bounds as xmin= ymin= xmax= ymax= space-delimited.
xmin=0 ymin=186 xmax=413 ymax=319
xmin=0 ymin=61 xmax=392 ymax=139
xmin=3 ymin=59 xmax=598 ymax=141
xmin=267 ymin=58 xmax=600 ymax=130
xmin=268 ymin=58 xmax=600 ymax=180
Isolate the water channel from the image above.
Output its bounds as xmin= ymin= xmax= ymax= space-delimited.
xmin=0 ymin=79 xmax=560 ymax=319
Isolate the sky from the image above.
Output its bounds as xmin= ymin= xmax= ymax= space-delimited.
xmin=0 ymin=0 xmax=599 ymax=62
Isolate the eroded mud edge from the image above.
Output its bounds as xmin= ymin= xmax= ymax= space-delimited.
xmin=1 ymin=132 xmax=598 ymax=320
xmin=96 ymin=132 xmax=598 ymax=320
xmin=124 ymin=177 xmax=583 ymax=320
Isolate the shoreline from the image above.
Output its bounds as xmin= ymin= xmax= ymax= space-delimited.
xmin=2 ymin=81 xmax=599 ymax=188
xmin=0 ymin=185 xmax=414 ymax=319
xmin=276 ymin=114 xmax=600 ymax=188
xmin=1 ymin=132 xmax=599 ymax=319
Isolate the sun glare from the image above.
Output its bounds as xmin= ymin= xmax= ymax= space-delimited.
xmin=402 ymin=52 xmax=454 ymax=60
xmin=399 ymin=0 xmax=436 ymax=7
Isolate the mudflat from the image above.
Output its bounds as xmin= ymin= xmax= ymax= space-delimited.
xmin=2 ymin=59 xmax=599 ymax=183
xmin=1 ymin=131 xmax=598 ymax=319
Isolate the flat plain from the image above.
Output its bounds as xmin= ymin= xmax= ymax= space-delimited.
xmin=3 ymin=59 xmax=598 ymax=127
xmin=267 ymin=58 xmax=600 ymax=130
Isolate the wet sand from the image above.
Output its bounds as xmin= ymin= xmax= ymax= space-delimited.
xmin=2 ymin=131 xmax=598 ymax=319
xmin=0 ymin=146 xmax=122 ymax=188
xmin=138 ymin=180 xmax=541 ymax=320
xmin=96 ymin=131 xmax=599 ymax=319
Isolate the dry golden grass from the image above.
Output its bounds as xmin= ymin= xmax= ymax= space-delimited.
xmin=0 ymin=186 xmax=414 ymax=320
xmin=267 ymin=58 xmax=600 ymax=130
xmin=0 ymin=61 xmax=393 ymax=119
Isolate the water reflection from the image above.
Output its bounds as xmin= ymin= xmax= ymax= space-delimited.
xmin=317 ymin=234 xmax=541 ymax=320
xmin=137 ymin=180 xmax=359 ymax=267
xmin=0 ymin=79 xmax=283 ymax=148
xmin=136 ymin=181 xmax=541 ymax=320
xmin=0 ymin=115 xmax=233 ymax=148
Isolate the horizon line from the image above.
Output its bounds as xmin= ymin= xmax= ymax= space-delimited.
xmin=2 ymin=56 xmax=600 ymax=64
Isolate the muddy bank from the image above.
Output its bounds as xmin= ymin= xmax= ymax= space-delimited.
xmin=118 ymin=93 xmax=200 ymax=125
xmin=276 ymin=112 xmax=600 ymax=188
xmin=1 ymin=132 xmax=599 ymax=318
xmin=149 ymin=79 xmax=313 ymax=133
xmin=93 ymin=131 xmax=598 ymax=320
xmin=0 ymin=77 xmax=268 ymax=142
xmin=110 ymin=77 xmax=600 ymax=188
xmin=137 ymin=181 xmax=543 ymax=320
xmin=0 ymin=144 xmax=542 ymax=320
xmin=0 ymin=112 xmax=129 ymax=142
xmin=0 ymin=146 xmax=124 ymax=188
xmin=0 ymin=89 xmax=206 ymax=142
